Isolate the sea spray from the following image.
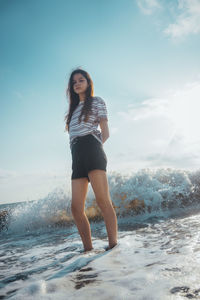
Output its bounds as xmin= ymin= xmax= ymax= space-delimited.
xmin=1 ymin=168 xmax=200 ymax=235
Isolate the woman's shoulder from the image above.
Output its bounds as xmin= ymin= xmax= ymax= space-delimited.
xmin=92 ymin=96 xmax=106 ymax=105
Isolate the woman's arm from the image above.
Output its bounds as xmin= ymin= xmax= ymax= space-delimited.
xmin=99 ymin=119 xmax=110 ymax=143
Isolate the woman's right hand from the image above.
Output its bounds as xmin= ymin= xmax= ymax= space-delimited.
xmin=64 ymin=123 xmax=68 ymax=132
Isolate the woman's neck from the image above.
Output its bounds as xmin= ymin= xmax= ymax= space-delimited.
xmin=79 ymin=94 xmax=86 ymax=102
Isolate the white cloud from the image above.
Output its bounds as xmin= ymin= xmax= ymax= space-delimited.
xmin=0 ymin=169 xmax=67 ymax=181
xmin=0 ymin=169 xmax=70 ymax=204
xmin=136 ymin=0 xmax=200 ymax=40
xmin=117 ymin=80 xmax=200 ymax=133
xmin=0 ymin=169 xmax=17 ymax=179
xmin=164 ymin=0 xmax=200 ymax=39
xmin=112 ymin=80 xmax=200 ymax=170
xmin=136 ymin=0 xmax=161 ymax=15
xmin=143 ymin=151 xmax=200 ymax=168
xmin=117 ymin=97 xmax=168 ymax=122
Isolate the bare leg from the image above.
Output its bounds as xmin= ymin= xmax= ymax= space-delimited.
xmin=71 ymin=177 xmax=93 ymax=252
xmin=88 ymin=169 xmax=118 ymax=248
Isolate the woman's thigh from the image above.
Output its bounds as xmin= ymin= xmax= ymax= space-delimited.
xmin=71 ymin=178 xmax=89 ymax=214
xmin=88 ymin=169 xmax=112 ymax=211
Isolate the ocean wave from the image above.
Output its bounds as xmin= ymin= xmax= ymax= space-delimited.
xmin=1 ymin=168 xmax=200 ymax=235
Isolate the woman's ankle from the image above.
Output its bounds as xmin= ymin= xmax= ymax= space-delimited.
xmin=105 ymin=243 xmax=118 ymax=251
xmin=84 ymin=247 xmax=93 ymax=252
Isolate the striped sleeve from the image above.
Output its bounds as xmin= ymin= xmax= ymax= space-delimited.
xmin=97 ymin=97 xmax=108 ymax=121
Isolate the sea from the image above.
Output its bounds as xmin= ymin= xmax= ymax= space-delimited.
xmin=0 ymin=168 xmax=200 ymax=300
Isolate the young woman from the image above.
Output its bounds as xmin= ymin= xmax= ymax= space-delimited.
xmin=64 ymin=68 xmax=118 ymax=252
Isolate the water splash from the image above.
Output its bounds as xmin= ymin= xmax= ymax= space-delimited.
xmin=1 ymin=168 xmax=200 ymax=235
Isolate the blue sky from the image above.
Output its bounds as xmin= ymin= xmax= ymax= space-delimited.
xmin=1 ymin=0 xmax=200 ymax=204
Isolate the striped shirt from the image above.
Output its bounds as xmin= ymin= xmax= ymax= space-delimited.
xmin=68 ymin=96 xmax=108 ymax=150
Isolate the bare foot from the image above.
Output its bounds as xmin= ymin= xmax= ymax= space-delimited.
xmin=83 ymin=247 xmax=94 ymax=253
xmin=105 ymin=243 xmax=118 ymax=251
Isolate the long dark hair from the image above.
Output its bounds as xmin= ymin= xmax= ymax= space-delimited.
xmin=64 ymin=68 xmax=94 ymax=131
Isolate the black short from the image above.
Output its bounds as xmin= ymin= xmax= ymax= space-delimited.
xmin=71 ymin=134 xmax=107 ymax=182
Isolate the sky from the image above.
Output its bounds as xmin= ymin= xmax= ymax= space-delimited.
xmin=1 ymin=0 xmax=200 ymax=204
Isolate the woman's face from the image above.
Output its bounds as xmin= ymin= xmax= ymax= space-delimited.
xmin=72 ymin=73 xmax=88 ymax=95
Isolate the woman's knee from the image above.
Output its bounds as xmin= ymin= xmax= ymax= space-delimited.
xmin=71 ymin=201 xmax=84 ymax=216
xmin=96 ymin=196 xmax=112 ymax=212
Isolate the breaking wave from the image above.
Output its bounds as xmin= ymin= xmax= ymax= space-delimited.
xmin=1 ymin=168 xmax=200 ymax=235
